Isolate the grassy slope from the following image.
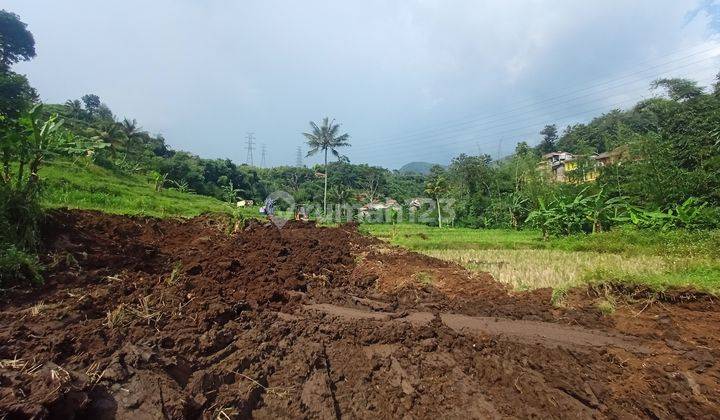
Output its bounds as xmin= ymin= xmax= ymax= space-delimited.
xmin=362 ymin=223 xmax=720 ymax=294
xmin=40 ymin=160 xmax=239 ymax=218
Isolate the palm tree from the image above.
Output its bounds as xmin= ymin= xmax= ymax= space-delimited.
xmin=64 ymin=99 xmax=85 ymax=120
xmin=119 ymin=118 xmax=141 ymax=138
xmin=89 ymin=121 xmax=124 ymax=157
xmin=424 ymin=170 xmax=449 ymax=228
xmin=119 ymin=118 xmax=145 ymax=157
xmin=303 ymin=118 xmax=350 ymax=216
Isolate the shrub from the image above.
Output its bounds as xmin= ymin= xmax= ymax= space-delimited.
xmin=0 ymin=245 xmax=43 ymax=287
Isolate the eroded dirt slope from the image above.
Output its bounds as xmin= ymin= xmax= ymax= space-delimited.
xmin=0 ymin=210 xmax=718 ymax=419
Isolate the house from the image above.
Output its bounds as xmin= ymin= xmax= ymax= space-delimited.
xmin=542 ymin=151 xmax=576 ymax=182
xmin=542 ymin=146 xmax=627 ymax=183
xmin=357 ymin=199 xmax=402 ymax=218
xmin=593 ymin=145 xmax=629 ymax=167
xmin=236 ymin=199 xmax=254 ymax=207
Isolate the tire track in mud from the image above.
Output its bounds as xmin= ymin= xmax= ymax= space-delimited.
xmin=303 ymin=303 xmax=653 ymax=353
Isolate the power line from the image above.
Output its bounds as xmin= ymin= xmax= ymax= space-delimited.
xmin=360 ymin=44 xmax=720 ymax=148
xmin=245 ymin=132 xmax=255 ymax=166
xmin=350 ymin=60 xmax=720 ymax=155
xmin=295 ymin=146 xmax=303 ymax=167
xmin=348 ymin=71 xmax=716 ymax=160
xmin=351 ymin=47 xmax=720 ymax=152
xmin=260 ymin=144 xmax=267 ymax=168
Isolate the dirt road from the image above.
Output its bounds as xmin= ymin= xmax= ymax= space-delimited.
xmin=1 ymin=210 xmax=718 ymax=418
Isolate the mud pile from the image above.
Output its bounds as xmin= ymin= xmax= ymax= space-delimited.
xmin=1 ymin=210 xmax=718 ymax=418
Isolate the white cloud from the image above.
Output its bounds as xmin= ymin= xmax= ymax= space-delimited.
xmin=5 ymin=0 xmax=719 ymax=167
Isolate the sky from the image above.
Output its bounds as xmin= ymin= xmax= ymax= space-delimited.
xmin=5 ymin=0 xmax=720 ymax=169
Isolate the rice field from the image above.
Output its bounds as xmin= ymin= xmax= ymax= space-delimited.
xmin=362 ymin=223 xmax=720 ymax=293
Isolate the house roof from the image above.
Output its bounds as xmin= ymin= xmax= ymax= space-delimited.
xmin=542 ymin=151 xmax=573 ymax=159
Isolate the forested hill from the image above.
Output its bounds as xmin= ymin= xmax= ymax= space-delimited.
xmin=40 ymin=99 xmax=428 ymax=205
xmin=42 ymin=73 xmax=720 ymax=227
xmin=399 ymin=161 xmax=437 ymax=175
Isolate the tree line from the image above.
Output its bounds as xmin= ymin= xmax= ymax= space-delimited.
xmin=429 ymin=76 xmax=720 ymax=233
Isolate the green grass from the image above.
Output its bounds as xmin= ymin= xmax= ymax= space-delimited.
xmin=361 ymin=223 xmax=720 ymax=294
xmin=39 ymin=160 xmax=243 ymax=218
xmin=362 ymin=223 xmax=720 ymax=257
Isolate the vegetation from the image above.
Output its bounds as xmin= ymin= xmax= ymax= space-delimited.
xmin=1 ymin=6 xmax=719 ymax=298
xmin=0 ymin=11 xmax=51 ymax=286
xmin=363 ymin=223 xmax=720 ymax=294
xmin=303 ymin=117 xmax=351 ymax=216
xmin=423 ymin=166 xmax=449 ymax=227
xmin=40 ymin=160 xmax=234 ymax=218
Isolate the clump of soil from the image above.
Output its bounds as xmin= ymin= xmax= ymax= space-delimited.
xmin=1 ymin=210 xmax=719 ymax=418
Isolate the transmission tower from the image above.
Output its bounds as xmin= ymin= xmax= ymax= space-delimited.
xmin=295 ymin=146 xmax=303 ymax=167
xmin=245 ymin=132 xmax=255 ymax=166
xmin=260 ymin=144 xmax=267 ymax=168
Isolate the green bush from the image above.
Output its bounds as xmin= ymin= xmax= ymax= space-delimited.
xmin=0 ymin=245 xmax=43 ymax=287
xmin=0 ymin=184 xmax=43 ymax=250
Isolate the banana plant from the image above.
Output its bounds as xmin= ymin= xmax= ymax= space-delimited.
xmin=14 ymin=104 xmax=92 ymax=194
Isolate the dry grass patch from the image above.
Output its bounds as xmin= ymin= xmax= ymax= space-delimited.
xmin=29 ymin=301 xmax=47 ymax=317
xmin=422 ymin=249 xmax=700 ymax=291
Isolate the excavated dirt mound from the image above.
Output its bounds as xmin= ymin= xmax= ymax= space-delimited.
xmin=1 ymin=210 xmax=719 ymax=419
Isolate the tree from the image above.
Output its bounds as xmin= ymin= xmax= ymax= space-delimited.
xmin=89 ymin=121 xmax=124 ymax=158
xmin=119 ymin=118 xmax=145 ymax=157
xmin=424 ymin=166 xmax=449 ymax=228
xmin=81 ymin=94 xmax=102 ymax=117
xmin=538 ymin=124 xmax=558 ymax=154
xmin=514 ymin=141 xmax=532 ymax=156
xmin=64 ymin=99 xmax=85 ymax=120
xmin=651 ymin=78 xmax=703 ymax=101
xmin=303 ymin=117 xmax=351 ymax=216
xmin=0 ymin=10 xmax=36 ymax=71
xmin=0 ymin=71 xmax=37 ymax=122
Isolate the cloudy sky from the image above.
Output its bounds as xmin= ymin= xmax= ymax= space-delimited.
xmin=5 ymin=0 xmax=720 ymax=168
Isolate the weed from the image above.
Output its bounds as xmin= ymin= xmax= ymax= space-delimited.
xmin=550 ymin=288 xmax=568 ymax=307
xmin=0 ymin=245 xmax=43 ymax=287
xmin=354 ymin=252 xmax=367 ymax=265
xmin=595 ymin=298 xmax=616 ymax=316
xmin=228 ymin=208 xmax=247 ymax=234
xmin=165 ymin=262 xmax=184 ymax=285
xmin=104 ymin=304 xmax=128 ymax=328
xmin=48 ymin=252 xmax=80 ymax=270
xmin=127 ymin=296 xmax=163 ymax=324
xmin=29 ymin=301 xmax=47 ymax=316
xmin=413 ymin=271 xmax=434 ymax=286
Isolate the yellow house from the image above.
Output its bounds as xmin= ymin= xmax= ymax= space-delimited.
xmin=541 ymin=151 xmax=604 ymax=183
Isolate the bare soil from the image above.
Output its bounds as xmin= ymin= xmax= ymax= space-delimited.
xmin=1 ymin=210 xmax=719 ymax=419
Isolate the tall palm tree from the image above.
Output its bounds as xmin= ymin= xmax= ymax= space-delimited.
xmin=64 ymin=99 xmax=85 ymax=120
xmin=89 ymin=121 xmax=124 ymax=157
xmin=303 ymin=118 xmax=351 ymax=216
xmin=119 ymin=118 xmax=145 ymax=157
xmin=119 ymin=118 xmax=140 ymax=138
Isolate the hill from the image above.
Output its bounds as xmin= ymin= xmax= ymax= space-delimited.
xmin=39 ymin=160 xmax=238 ymax=218
xmin=398 ymin=161 xmax=437 ymax=175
